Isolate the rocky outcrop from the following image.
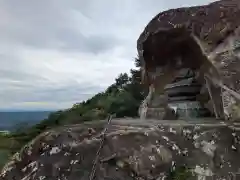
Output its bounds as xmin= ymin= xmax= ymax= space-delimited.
xmin=138 ymin=0 xmax=240 ymax=121
xmin=3 ymin=1 xmax=240 ymax=179
xmin=1 ymin=119 xmax=240 ymax=180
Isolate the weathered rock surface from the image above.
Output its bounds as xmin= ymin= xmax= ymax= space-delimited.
xmin=1 ymin=119 xmax=240 ymax=179
xmin=138 ymin=0 xmax=240 ymax=121
xmin=3 ymin=1 xmax=240 ymax=180
xmin=138 ymin=0 xmax=240 ymax=54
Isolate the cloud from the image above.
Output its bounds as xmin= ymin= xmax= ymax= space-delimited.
xmin=0 ymin=0 xmax=217 ymax=110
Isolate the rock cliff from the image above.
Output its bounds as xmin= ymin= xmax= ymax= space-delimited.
xmin=3 ymin=0 xmax=240 ymax=179
xmin=138 ymin=0 xmax=240 ymax=121
xmin=2 ymin=119 xmax=240 ymax=180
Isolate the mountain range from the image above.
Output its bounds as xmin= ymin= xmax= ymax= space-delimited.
xmin=0 ymin=111 xmax=52 ymax=131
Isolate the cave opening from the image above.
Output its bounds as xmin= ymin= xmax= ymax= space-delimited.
xmin=142 ymin=28 xmax=224 ymax=120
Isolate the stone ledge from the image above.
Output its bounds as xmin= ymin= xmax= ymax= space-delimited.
xmin=1 ymin=119 xmax=240 ymax=180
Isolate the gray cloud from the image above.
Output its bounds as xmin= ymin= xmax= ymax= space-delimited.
xmin=0 ymin=0 xmax=217 ymax=110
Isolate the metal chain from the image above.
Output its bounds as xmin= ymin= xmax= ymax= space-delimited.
xmin=89 ymin=115 xmax=113 ymax=180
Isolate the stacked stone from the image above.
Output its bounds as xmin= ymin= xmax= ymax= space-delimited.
xmin=164 ymin=68 xmax=211 ymax=119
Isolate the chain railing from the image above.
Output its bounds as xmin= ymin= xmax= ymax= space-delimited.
xmin=89 ymin=115 xmax=113 ymax=180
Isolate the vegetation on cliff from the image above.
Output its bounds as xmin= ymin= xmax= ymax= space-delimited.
xmin=0 ymin=57 xmax=146 ymax=168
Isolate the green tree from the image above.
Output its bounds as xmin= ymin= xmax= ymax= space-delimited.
xmin=5 ymin=55 xmax=147 ymax=154
xmin=115 ymin=73 xmax=130 ymax=89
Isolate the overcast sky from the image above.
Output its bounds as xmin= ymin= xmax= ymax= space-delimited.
xmin=0 ymin=0 xmax=217 ymax=111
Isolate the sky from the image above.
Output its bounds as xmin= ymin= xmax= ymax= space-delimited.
xmin=0 ymin=0 xmax=217 ymax=111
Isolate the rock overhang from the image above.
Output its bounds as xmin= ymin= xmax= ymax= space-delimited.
xmin=137 ymin=0 xmax=240 ymax=120
xmin=141 ymin=28 xmax=207 ymax=71
xmin=137 ymin=0 xmax=240 ymax=83
xmin=138 ymin=0 xmax=240 ymax=52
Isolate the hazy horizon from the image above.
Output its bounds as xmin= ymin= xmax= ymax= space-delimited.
xmin=0 ymin=109 xmax=56 ymax=112
xmin=0 ymin=111 xmax=53 ymax=131
xmin=0 ymin=0 xmax=217 ymax=110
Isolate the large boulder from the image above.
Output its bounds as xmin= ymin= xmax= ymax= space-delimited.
xmin=137 ymin=0 xmax=240 ymax=121
xmin=1 ymin=119 xmax=240 ymax=179
xmin=3 ymin=1 xmax=240 ymax=180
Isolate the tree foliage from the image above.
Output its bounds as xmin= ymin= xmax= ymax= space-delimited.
xmin=7 ymin=56 xmax=147 ymax=153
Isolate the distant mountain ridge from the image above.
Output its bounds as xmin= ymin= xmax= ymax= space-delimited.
xmin=0 ymin=111 xmax=52 ymax=131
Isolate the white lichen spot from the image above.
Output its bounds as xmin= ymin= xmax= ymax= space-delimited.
xmin=194 ymin=126 xmax=201 ymax=131
xmin=28 ymin=161 xmax=37 ymax=168
xmin=64 ymin=152 xmax=71 ymax=156
xmin=193 ymin=134 xmax=200 ymax=140
xmin=43 ymin=144 xmax=50 ymax=150
xmin=172 ymin=144 xmax=181 ymax=154
xmin=49 ymin=146 xmax=61 ymax=155
xmin=210 ymin=140 xmax=215 ymax=145
xmin=194 ymin=142 xmax=200 ymax=148
xmin=66 ymin=128 xmax=72 ymax=133
xmin=150 ymin=127 xmax=155 ymax=131
xmin=220 ymin=121 xmax=226 ymax=125
xmin=41 ymin=142 xmax=46 ymax=148
xmin=162 ymin=136 xmax=169 ymax=141
xmin=157 ymin=175 xmax=167 ymax=180
xmin=69 ymin=141 xmax=79 ymax=147
xmin=116 ymin=160 xmax=125 ymax=168
xmin=183 ymin=129 xmax=192 ymax=136
xmin=158 ymin=126 xmax=165 ymax=132
xmin=201 ymin=141 xmax=216 ymax=157
xmin=1 ymin=166 xmax=14 ymax=177
xmin=156 ymin=147 xmax=161 ymax=154
xmin=13 ymin=152 xmax=21 ymax=161
xmin=39 ymin=176 xmax=46 ymax=180
xmin=32 ymin=166 xmax=38 ymax=173
xmin=24 ymin=161 xmax=39 ymax=177
xmin=149 ymin=156 xmax=156 ymax=161
xmin=169 ymin=127 xmax=177 ymax=134
xmin=232 ymin=132 xmax=236 ymax=137
xmin=212 ymin=133 xmax=218 ymax=139
xmin=27 ymin=148 xmax=32 ymax=156
xmin=171 ymin=161 xmax=176 ymax=171
xmin=21 ymin=173 xmax=31 ymax=180
xmin=232 ymin=145 xmax=237 ymax=150
xmin=70 ymin=160 xmax=79 ymax=165
xmin=144 ymin=131 xmax=149 ymax=136
xmin=62 ymin=144 xmax=67 ymax=148
xmin=140 ymin=145 xmax=145 ymax=151
xmin=22 ymin=167 xmax=27 ymax=172
xmin=194 ymin=165 xmax=213 ymax=180
xmin=182 ymin=148 xmax=188 ymax=155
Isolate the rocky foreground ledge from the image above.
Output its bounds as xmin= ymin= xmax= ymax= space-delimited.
xmin=1 ymin=118 xmax=240 ymax=180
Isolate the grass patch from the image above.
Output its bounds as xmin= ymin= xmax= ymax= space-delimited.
xmin=0 ymin=149 xmax=11 ymax=169
xmin=167 ymin=166 xmax=192 ymax=180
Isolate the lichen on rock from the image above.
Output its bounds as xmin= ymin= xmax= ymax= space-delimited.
xmin=3 ymin=0 xmax=240 ymax=179
xmin=138 ymin=0 xmax=240 ymax=121
xmin=1 ymin=120 xmax=240 ymax=179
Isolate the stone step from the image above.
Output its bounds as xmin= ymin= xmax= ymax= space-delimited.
xmin=165 ymin=86 xmax=201 ymax=97
xmin=167 ymin=96 xmax=197 ymax=102
xmin=146 ymin=108 xmax=166 ymax=119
